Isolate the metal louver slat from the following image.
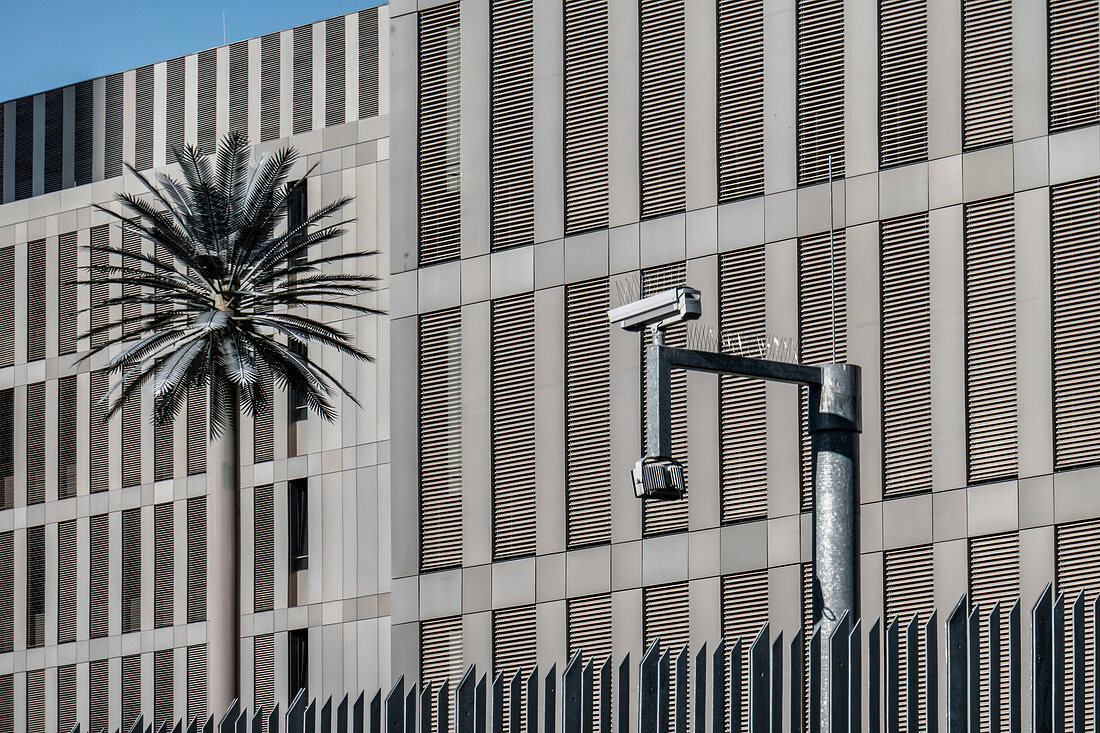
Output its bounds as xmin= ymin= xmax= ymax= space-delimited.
xmin=89 ymin=514 xmax=109 ymax=638
xmin=75 ymin=81 xmax=94 ymax=186
xmin=187 ymin=644 xmax=208 ymax=722
xmin=493 ymin=603 xmax=537 ymax=731
xmin=718 ymin=247 xmax=767 ymax=523
xmin=58 ymin=231 xmax=78 ymax=355
xmin=879 ymin=0 xmax=927 ymax=167
xmin=89 ymin=659 xmax=109 ymax=733
xmin=884 ymin=544 xmax=934 ymax=732
xmin=962 ymin=0 xmax=1013 ymax=149
xmin=14 ymin=97 xmax=32 ymax=201
xmin=155 ymin=416 xmax=173 ymax=481
xmin=797 ymin=0 xmax=845 ymax=185
xmin=122 ymin=653 xmax=142 ymax=725
xmin=326 ymin=17 xmax=347 ymax=127
xmin=641 ymin=263 xmax=689 ymax=535
xmin=1052 ymin=177 xmax=1100 ymax=470
xmin=0 ymin=532 xmax=10 ymax=652
xmin=0 ymin=390 xmax=10 ymax=509
xmin=0 ymin=249 xmax=11 ymax=367
xmin=1050 ymin=0 xmax=1099 ymax=132
xmin=198 ymin=49 xmax=218 ymax=154
xmin=722 ymin=570 xmax=768 ymax=733
xmin=135 ymin=65 xmax=155 ymax=170
xmin=293 ymin=25 xmax=313 ymax=135
xmin=418 ymin=3 xmax=462 ymax=265
xmin=26 ymin=238 xmax=46 ymax=362
xmin=253 ymin=365 xmax=274 ymax=464
xmin=122 ymin=371 xmax=141 ymax=488
xmin=229 ymin=41 xmax=249 ymax=136
xmin=166 ymin=58 xmax=186 ymax=162
xmin=254 ymin=633 xmax=275 ymax=731
xmin=964 ymin=196 xmax=1017 ymax=484
xmin=419 ymin=308 xmax=463 ymax=572
xmin=26 ymin=525 xmax=44 ymax=648
xmin=154 ymin=503 xmax=174 ymax=628
xmin=188 ymin=384 xmax=207 ymax=475
xmin=490 ymin=0 xmax=535 ymax=250
xmin=188 ymin=496 xmax=207 ymax=623
xmin=26 ymin=668 xmax=44 ymax=733
xmin=104 ymin=74 xmax=124 ymax=179
xmin=58 ymin=376 xmax=77 ymax=498
xmin=57 ymin=519 xmax=78 ymax=643
xmin=881 ymin=214 xmax=932 ymax=497
xmin=421 ymin=615 xmax=464 ymax=691
xmin=0 ymin=675 xmax=10 ymax=733
xmin=639 ymin=0 xmax=686 ymax=219
xmin=43 ymin=89 xmax=62 ymax=193
xmin=154 ymin=648 xmax=174 ymax=726
xmin=26 ymin=382 xmax=45 ymax=505
xmin=717 ymin=0 xmax=765 ymax=201
xmin=567 ymin=593 xmax=612 ymax=662
xmin=90 ymin=224 xmax=110 ymax=349
xmin=89 ymin=370 xmax=110 ymax=494
xmin=563 ymin=0 xmax=609 ymax=234
xmin=798 ymin=230 xmax=846 ymax=510
xmin=1057 ymin=518 xmax=1100 ymax=729
xmin=359 ymin=8 xmax=381 ymax=119
xmin=58 ymin=664 xmax=77 ymax=733
xmin=643 ymin=581 xmax=690 ymax=653
xmin=254 ymin=484 xmax=275 ymax=612
xmin=261 ymin=33 xmax=281 ymax=142
xmin=492 ymin=294 xmax=536 ymax=561
xmin=566 ymin=279 xmax=611 ymax=549
xmin=968 ymin=531 xmax=1019 ymax=732
xmin=122 ymin=508 xmax=142 ymax=633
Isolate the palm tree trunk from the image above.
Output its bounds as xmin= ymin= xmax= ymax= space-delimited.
xmin=207 ymin=388 xmax=240 ymax=715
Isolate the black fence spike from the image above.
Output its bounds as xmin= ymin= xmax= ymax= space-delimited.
xmin=546 ymin=665 xmax=558 ymax=733
xmin=436 ymin=681 xmax=450 ymax=733
xmin=475 ymin=675 xmax=487 ymax=733
xmin=989 ymin=603 xmax=1001 ymax=733
xmin=597 ymin=659 xmax=610 ymax=733
xmin=730 ymin=639 xmax=742 ymax=733
xmin=386 ymin=677 xmax=406 ymax=733
xmin=868 ymin=620 xmax=880 ymax=733
xmin=924 ymin=611 xmax=937 ymax=733
xmin=565 ymin=652 xmax=583 ymax=733
xmin=1008 ymin=600 xmax=1021 ymax=733
xmin=769 ymin=631 xmax=782 ymax=733
xmin=808 ymin=625 xmax=820 ymax=733
xmin=289 ymin=690 xmax=309 ymax=733
xmin=674 ymin=647 xmax=688 ymax=733
xmin=457 ymin=668 xmax=475 ymax=733
xmin=849 ymin=619 xmax=861 ymax=733
xmin=658 ymin=649 xmax=671 ymax=733
xmin=903 ymin=614 xmax=918 ymax=733
xmin=492 ymin=674 xmax=504 ymax=733
xmin=419 ymin=685 xmax=431 ymax=733
xmin=829 ymin=614 xmax=849 ymax=733
xmin=694 ymin=644 xmax=706 ymax=733
xmin=789 ymin=631 xmax=802 ymax=733
xmin=528 ymin=666 xmax=540 ymax=733
xmin=617 ymin=657 xmax=629 ymax=733
xmin=271 ymin=702 xmax=281 ymax=733
xmin=583 ymin=661 xmax=595 ymax=733
xmin=306 ymin=700 xmax=317 ymax=733
xmin=1055 ymin=592 xmax=1066 ymax=732
xmin=1032 ymin=584 xmax=1054 ymax=733
xmin=339 ymin=695 xmax=350 ymax=733
xmin=406 ymin=686 xmax=417 ymax=733
xmin=323 ymin=698 xmax=333 ymax=733
xmin=748 ymin=623 xmax=769 ymax=733
xmin=252 ymin=708 xmax=263 ymax=733
xmin=1073 ymin=592 xmax=1085 ymax=733
xmin=946 ymin=597 xmax=967 ymax=733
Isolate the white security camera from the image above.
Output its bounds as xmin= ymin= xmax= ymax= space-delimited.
xmin=607 ymin=286 xmax=702 ymax=332
xmin=631 ymin=456 xmax=686 ymax=500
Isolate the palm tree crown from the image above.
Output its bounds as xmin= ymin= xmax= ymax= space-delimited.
xmin=82 ymin=132 xmax=381 ymax=434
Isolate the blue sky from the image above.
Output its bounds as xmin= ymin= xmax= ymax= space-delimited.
xmin=0 ymin=0 xmax=386 ymax=102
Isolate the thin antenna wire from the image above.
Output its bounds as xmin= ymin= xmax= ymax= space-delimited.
xmin=222 ymin=11 xmax=227 ymax=44
xmin=828 ymin=154 xmax=836 ymax=363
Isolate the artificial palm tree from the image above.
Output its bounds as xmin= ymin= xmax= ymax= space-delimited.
xmin=81 ymin=132 xmax=381 ymax=712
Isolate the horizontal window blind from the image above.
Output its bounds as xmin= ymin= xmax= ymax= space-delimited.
xmin=166 ymin=57 xmax=186 ymax=162
xmin=0 ymin=532 xmax=10 ymax=652
xmin=43 ymin=89 xmax=62 ymax=194
xmin=26 ymin=525 xmax=44 ymax=648
xmin=57 ymin=519 xmax=78 ymax=643
xmin=74 ymin=81 xmax=93 ymax=186
xmin=1057 ymin=517 xmax=1100 ymax=729
xmin=253 ymin=365 xmax=274 ymax=465
xmin=563 ymin=0 xmax=609 ymax=234
xmin=122 ymin=372 xmax=141 ymax=488
xmin=155 ymin=648 xmax=174 ymax=726
xmin=27 ymin=238 xmax=46 ymax=362
xmin=188 ymin=644 xmax=208 ymax=722
xmin=155 ymin=502 xmax=174 ymax=628
xmin=58 ymin=376 xmax=77 ymax=499
xmin=567 ymin=593 xmax=613 ymax=663
xmin=0 ymin=675 xmax=9 ymax=733
xmin=0 ymin=248 xmax=13 ymax=366
xmin=89 ymin=224 xmax=110 ymax=349
xmin=135 ymin=64 xmax=155 ymax=170
xmin=639 ymin=0 xmax=687 ymax=219
xmin=722 ymin=569 xmax=768 ymax=733
xmin=122 ymin=654 xmax=142 ymax=725
xmin=58 ymin=231 xmax=79 ymax=355
xmin=122 ymin=508 xmax=142 ymax=633
xmin=566 ymin=279 xmax=612 ymax=548
xmin=188 ymin=385 xmax=207 ymax=475
xmin=493 ymin=604 xmax=537 ymax=731
xmin=293 ymin=25 xmax=313 ymax=136
xmin=644 ymin=581 xmax=690 ymax=731
xmin=254 ymin=484 xmax=275 ymax=612
xmin=492 ymin=294 xmax=537 ymax=560
xmin=89 ymin=370 xmax=110 ymax=493
xmin=962 ymin=0 xmax=1013 ymax=149
xmin=104 ymin=73 xmax=123 ymax=179
xmin=968 ymin=531 xmax=1019 ymax=732
xmin=254 ymin=633 xmax=275 ymax=731
xmin=419 ymin=308 xmax=463 ymax=571
xmin=421 ymin=615 xmax=465 ymax=692
xmin=0 ymin=390 xmax=9 ymax=510
xmin=122 ymin=226 xmax=142 ymax=340
xmin=718 ymin=247 xmax=767 ymax=523
xmin=188 ymin=496 xmax=207 ymax=623
xmin=89 ymin=659 xmax=109 ymax=733
xmin=154 ymin=416 xmax=173 ymax=482
xmin=58 ymin=664 xmax=77 ymax=733
xmin=359 ymin=8 xmax=381 ymax=119
xmin=797 ymin=0 xmax=845 ymax=184
xmin=1049 ymin=0 xmax=1099 ymax=132
xmin=26 ymin=669 xmax=44 ymax=733
xmin=326 ymin=17 xmax=347 ymax=128
xmin=26 ymin=382 xmax=46 ymax=505
xmin=261 ymin=33 xmax=281 ymax=143
xmin=89 ymin=514 xmax=109 ymax=638
xmin=717 ymin=0 xmax=765 ymax=201
xmin=229 ymin=41 xmax=249 ymax=136
xmin=884 ymin=544 xmax=934 ymax=732
xmin=14 ymin=98 xmax=32 ymax=201
xmin=197 ymin=49 xmax=218 ymax=155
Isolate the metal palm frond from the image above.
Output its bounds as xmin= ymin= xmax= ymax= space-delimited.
xmin=80 ymin=131 xmax=382 ymax=437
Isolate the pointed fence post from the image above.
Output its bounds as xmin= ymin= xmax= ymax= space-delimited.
xmin=457 ymin=668 xmax=476 ymax=733
xmin=617 ymin=658 xmax=629 ymax=733
xmin=808 ymin=626 xmax=821 ymax=733
xmin=1054 ymin=593 xmax=1065 ymax=732
xmin=829 ymin=614 xmax=849 ymax=733
xmin=748 ymin=624 xmax=770 ymax=733
xmin=339 ymin=696 xmax=350 ymax=733
xmin=583 ymin=662 xmax=595 ymax=733
xmin=868 ymin=621 xmax=880 ymax=733
xmin=848 ymin=620 xmax=861 ymax=733
xmin=885 ymin=618 xmax=899 ymax=733
xmin=730 ymin=640 xmax=742 ymax=733
xmin=946 ymin=596 xmax=967 ymax=733
xmin=989 ymin=604 xmax=1001 ymax=733
xmin=528 ymin=667 xmax=541 ymax=733
xmin=419 ymin=685 xmax=432 ymax=733
xmin=386 ymin=678 xmax=405 ymax=733
xmin=354 ymin=693 xmax=365 ymax=733
xmin=770 ymin=632 xmax=782 ymax=733
xmin=1032 ymin=585 xmax=1053 ymax=733
xmin=546 ymin=666 xmax=558 ymax=733
xmin=565 ymin=652 xmax=583 ymax=733
xmin=597 ymin=660 xmax=610 ymax=733
xmin=1008 ymin=600 xmax=1020 ymax=733
xmin=694 ymin=644 xmax=706 ymax=733
xmin=476 ymin=677 xmax=487 ymax=733
xmin=288 ymin=690 xmax=308 ymax=733
xmin=924 ymin=611 xmax=937 ymax=733
xmin=659 ymin=651 xmax=671 ymax=733
xmin=491 ymin=675 xmax=503 ymax=733
xmin=436 ymin=682 xmax=450 ymax=733
xmin=406 ymin=687 xmax=417 ymax=733
xmin=271 ymin=703 xmax=281 ymax=733
xmin=790 ymin=632 xmax=803 ymax=733
xmin=640 ymin=641 xmax=660 ymax=733
xmin=711 ymin=641 xmax=726 ymax=733
xmin=674 ymin=647 xmax=688 ymax=733
xmin=1073 ymin=592 xmax=1085 ymax=733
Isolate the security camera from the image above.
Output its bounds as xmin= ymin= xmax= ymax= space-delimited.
xmin=632 ymin=456 xmax=686 ymax=500
xmin=607 ymin=286 xmax=702 ymax=333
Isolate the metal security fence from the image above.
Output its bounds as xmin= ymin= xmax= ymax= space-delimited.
xmin=60 ymin=583 xmax=1098 ymax=733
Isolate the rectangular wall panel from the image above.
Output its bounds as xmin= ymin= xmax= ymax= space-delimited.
xmin=104 ymin=73 xmax=124 ymax=179
xmin=0 ymin=390 xmax=10 ymax=509
xmin=229 ymin=41 xmax=249 ymax=136
xmin=58 ymin=664 xmax=77 ymax=733
xmin=639 ymin=0 xmax=686 ymax=218
xmin=89 ymin=370 xmax=110 ymax=493
xmin=43 ymin=89 xmax=62 ymax=193
xmin=717 ymin=0 xmax=765 ymax=200
xmin=197 ymin=49 xmax=218 ymax=154
xmin=89 ymin=225 xmax=110 ymax=349
xmin=187 ymin=644 xmax=208 ymax=722
xmin=58 ymin=376 xmax=77 ymax=498
xmin=166 ymin=57 xmax=185 ymax=161
xmin=89 ymin=659 xmax=109 ymax=733
xmin=254 ymin=633 xmax=275 ymax=732
xmin=74 ymin=81 xmax=94 ymax=185
xmin=122 ymin=654 xmax=141 ymax=725
xmin=14 ymin=98 xmax=32 ymax=200
xmin=260 ymin=33 xmax=281 ymax=142
xmin=0 ymin=248 xmax=13 ymax=367
xmin=154 ymin=648 xmax=174 ymax=725
xmin=26 ymin=669 xmax=43 ymax=733
xmin=493 ymin=604 xmax=537 ymax=731
xmin=420 ymin=615 xmax=464 ymax=692
xmin=187 ymin=385 xmax=206 ymax=475
xmin=326 ymin=17 xmax=347 ymax=127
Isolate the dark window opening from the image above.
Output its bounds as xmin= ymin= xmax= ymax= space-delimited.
xmin=287 ymin=180 xmax=308 ymax=268
xmin=289 ymin=478 xmax=309 ymax=571
xmin=288 ymin=627 xmax=309 ymax=703
xmin=26 ymin=525 xmax=44 ymax=648
xmin=288 ymin=340 xmax=309 ymax=423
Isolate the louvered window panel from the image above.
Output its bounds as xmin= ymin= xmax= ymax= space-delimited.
xmin=229 ymin=42 xmax=249 ymax=136
xmin=567 ymin=593 xmax=612 ymax=663
xmin=359 ymin=8 xmax=381 ymax=119
xmin=122 ymin=374 xmax=141 ymax=488
xmin=880 ymin=214 xmax=931 ymax=496
xmin=188 ymin=385 xmax=207 ymax=475
xmin=968 ymin=531 xmax=1019 ymax=732
xmin=57 ymin=519 xmax=78 ymax=643
xmin=254 ymin=484 xmax=275 ymax=612
xmin=421 ymin=615 xmax=464 ymax=692
xmin=962 ymin=0 xmax=1013 ymax=149
xmin=89 ymin=659 xmax=109 ymax=733
xmin=293 ymin=25 xmax=313 ymax=136
xmin=187 ymin=645 xmax=208 ymax=722
xmin=43 ymin=89 xmax=62 ymax=194
xmin=166 ymin=58 xmax=186 ymax=162
xmin=154 ymin=503 xmax=173 ymax=628
xmin=135 ymin=65 xmax=155 ymax=170
xmin=198 ymin=49 xmax=218 ymax=155
xmin=104 ymin=73 xmax=124 ymax=179
xmin=418 ymin=3 xmax=462 ymax=265
xmin=639 ymin=0 xmax=686 ymax=218
xmin=491 ymin=294 xmax=537 ymax=560
xmin=89 ymin=224 xmax=110 ymax=349
xmin=0 ymin=390 xmax=11 ymax=509
xmin=643 ymin=581 xmax=690 ymax=653
xmin=797 ymin=0 xmax=845 ymax=185
xmin=0 ymin=111 xmax=5 ymax=201
xmin=563 ymin=0 xmax=609 ymax=234
xmin=722 ymin=570 xmax=768 ymax=733
xmin=641 ymin=263 xmax=689 ymax=535
xmin=26 ymin=382 xmax=45 ymax=505
xmin=154 ymin=649 xmax=174 ymax=725
xmin=188 ymin=496 xmax=207 ymax=623
xmin=58 ymin=231 xmax=79 ymax=355
xmin=326 ymin=17 xmax=347 ymax=127
xmin=566 ymin=279 xmax=611 ymax=548
xmin=155 ymin=416 xmax=173 ymax=482
xmin=964 ymin=196 xmax=1017 ymax=483
xmin=26 ymin=669 xmax=44 ymax=733
xmin=1051 ymin=178 xmax=1100 ymax=470
xmin=489 ymin=0 xmax=535 ymax=250
xmin=879 ymin=0 xmax=927 ymax=167
xmin=122 ymin=508 xmax=142 ymax=633
xmin=0 ymin=533 xmax=10 ymax=652
xmin=26 ymin=525 xmax=45 ymax=648
xmin=74 ymin=81 xmax=94 ymax=186
xmin=122 ymin=226 xmax=142 ymax=340
xmin=123 ymin=654 xmax=142 ymax=725
xmin=419 ymin=308 xmax=463 ymax=572
xmin=0 ymin=248 xmax=11 ymax=367
xmin=261 ymin=33 xmax=281 ymax=142
xmin=1050 ymin=0 xmax=1099 ymax=132
xmin=884 ymin=544 xmax=934 ymax=732
xmin=58 ymin=377 xmax=77 ymax=499
xmin=14 ymin=97 xmax=32 ymax=201
xmin=798 ymin=230 xmax=846 ymax=510
xmin=0 ymin=675 xmax=10 ymax=733
xmin=89 ymin=514 xmax=109 ymax=638
xmin=254 ymin=633 xmax=275 ymax=730
xmin=89 ymin=370 xmax=110 ymax=494
xmin=718 ymin=247 xmax=767 ymax=523
xmin=1057 ymin=517 xmax=1100 ymax=729
xmin=58 ymin=664 xmax=77 ymax=733
xmin=253 ymin=365 xmax=274 ymax=464
xmin=27 ymin=238 xmax=46 ymax=362
xmin=493 ymin=604 xmax=537 ymax=731
xmin=717 ymin=0 xmax=765 ymax=201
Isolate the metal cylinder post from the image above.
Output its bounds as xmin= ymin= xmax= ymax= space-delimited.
xmin=808 ymin=363 xmax=862 ymax=730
